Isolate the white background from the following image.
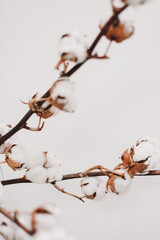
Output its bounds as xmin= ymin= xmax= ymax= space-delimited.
xmin=0 ymin=0 xmax=160 ymax=239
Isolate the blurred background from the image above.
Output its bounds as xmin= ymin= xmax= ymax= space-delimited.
xmin=0 ymin=0 xmax=160 ymax=239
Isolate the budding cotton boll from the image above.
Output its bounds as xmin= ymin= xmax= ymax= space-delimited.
xmin=5 ymin=144 xmax=27 ymax=171
xmin=58 ymin=30 xmax=88 ymax=64
xmin=50 ymin=78 xmax=77 ymax=113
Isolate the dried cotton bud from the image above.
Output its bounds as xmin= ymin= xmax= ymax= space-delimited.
xmin=49 ymin=77 xmax=77 ymax=113
xmin=121 ymin=148 xmax=148 ymax=177
xmin=99 ymin=18 xmax=134 ymax=43
xmin=5 ymin=144 xmax=26 ymax=171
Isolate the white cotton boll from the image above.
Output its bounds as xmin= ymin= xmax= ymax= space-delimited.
xmin=137 ymin=141 xmax=155 ymax=156
xmin=147 ymin=154 xmax=159 ymax=170
xmin=45 ymin=152 xmax=61 ymax=168
xmin=47 ymin=167 xmax=63 ymax=182
xmin=133 ymin=145 xmax=149 ymax=162
xmin=59 ymin=31 xmax=88 ymax=63
xmin=80 ymin=177 xmax=98 ymax=196
xmin=26 ymin=166 xmax=47 ymax=184
xmin=125 ymin=0 xmax=149 ymax=5
xmin=6 ymin=145 xmax=27 ymax=170
xmin=51 ymin=79 xmax=77 ymax=113
xmin=93 ymin=180 xmax=107 ymax=201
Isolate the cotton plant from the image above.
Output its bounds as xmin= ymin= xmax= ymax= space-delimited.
xmin=0 ymin=0 xmax=158 ymax=238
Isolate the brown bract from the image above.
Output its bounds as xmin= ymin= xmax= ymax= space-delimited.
xmin=29 ymin=93 xmax=54 ymax=119
xmin=106 ymin=174 xmax=117 ymax=193
xmin=5 ymin=145 xmax=24 ymax=171
xmin=121 ymin=148 xmax=148 ymax=178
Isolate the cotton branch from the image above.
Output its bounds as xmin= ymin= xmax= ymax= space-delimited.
xmin=0 ymin=4 xmax=128 ymax=147
xmin=1 ymin=169 xmax=160 ymax=187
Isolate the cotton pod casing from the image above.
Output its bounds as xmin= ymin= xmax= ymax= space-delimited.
xmin=49 ymin=77 xmax=77 ymax=113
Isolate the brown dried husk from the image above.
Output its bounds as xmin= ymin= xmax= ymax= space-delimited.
xmin=29 ymin=93 xmax=55 ymax=119
xmin=5 ymin=145 xmax=24 ymax=171
xmin=121 ymin=148 xmax=148 ymax=178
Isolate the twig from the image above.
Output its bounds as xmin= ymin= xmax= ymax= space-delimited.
xmin=53 ymin=183 xmax=84 ymax=202
xmin=0 ymin=5 xmax=128 ymax=147
xmin=2 ymin=169 xmax=160 ymax=187
xmin=0 ymin=207 xmax=35 ymax=235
